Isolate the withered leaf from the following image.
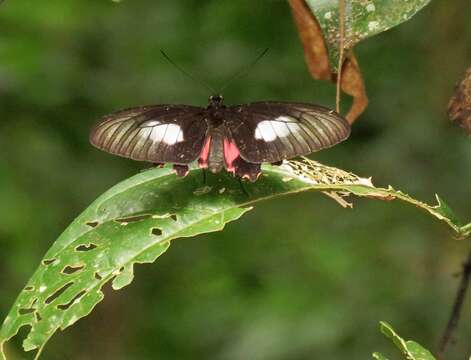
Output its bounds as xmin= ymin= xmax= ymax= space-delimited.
xmin=289 ymin=0 xmax=331 ymax=81
xmin=448 ymin=66 xmax=471 ymax=134
xmin=288 ymin=0 xmax=368 ymax=124
xmin=339 ymin=53 xmax=368 ymax=123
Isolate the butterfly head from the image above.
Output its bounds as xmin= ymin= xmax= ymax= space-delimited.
xmin=209 ymin=95 xmax=224 ymax=107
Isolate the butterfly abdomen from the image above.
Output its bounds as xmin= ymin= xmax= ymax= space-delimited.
xmin=207 ymin=127 xmax=225 ymax=173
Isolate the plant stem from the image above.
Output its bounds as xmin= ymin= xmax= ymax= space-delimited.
xmin=336 ymin=0 xmax=345 ymax=113
xmin=438 ymin=244 xmax=471 ymax=358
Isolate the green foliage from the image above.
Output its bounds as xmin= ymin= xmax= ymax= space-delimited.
xmin=373 ymin=322 xmax=436 ymax=360
xmin=0 ymin=167 xmax=251 ymax=358
xmin=1 ymin=159 xmax=469 ymax=358
xmin=1 ymin=0 xmax=471 ymax=358
xmin=306 ymin=0 xmax=432 ymax=69
xmin=373 ymin=352 xmax=389 ymax=360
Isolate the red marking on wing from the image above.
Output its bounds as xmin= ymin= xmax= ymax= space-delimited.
xmin=223 ymin=138 xmax=240 ymax=173
xmin=198 ymin=136 xmax=211 ymax=169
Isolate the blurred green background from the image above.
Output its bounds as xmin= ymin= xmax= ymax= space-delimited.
xmin=1 ymin=1 xmax=470 ymax=359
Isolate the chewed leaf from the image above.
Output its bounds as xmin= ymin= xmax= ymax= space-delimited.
xmin=0 ymin=168 xmax=254 ymax=359
xmin=306 ymin=0 xmax=432 ymax=70
xmin=1 ymin=160 xmax=469 ymax=359
xmin=378 ymin=322 xmax=436 ymax=360
xmin=284 ymin=159 xmax=469 ymax=238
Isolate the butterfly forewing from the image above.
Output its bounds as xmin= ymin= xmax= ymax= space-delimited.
xmin=90 ymin=105 xmax=208 ymax=164
xmin=224 ymin=101 xmax=350 ymax=163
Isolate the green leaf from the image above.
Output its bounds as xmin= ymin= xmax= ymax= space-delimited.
xmin=1 ymin=159 xmax=468 ymax=359
xmin=306 ymin=0 xmax=432 ymax=69
xmin=434 ymin=195 xmax=463 ymax=229
xmin=372 ymin=352 xmax=390 ymax=360
xmin=462 ymin=222 xmax=471 ymax=236
xmin=378 ymin=322 xmax=436 ymax=360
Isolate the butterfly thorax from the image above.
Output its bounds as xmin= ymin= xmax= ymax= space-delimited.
xmin=208 ymin=94 xmax=224 ymax=108
xmin=205 ymin=95 xmax=226 ymax=127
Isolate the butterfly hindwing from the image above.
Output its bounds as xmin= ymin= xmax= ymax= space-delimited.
xmin=90 ymin=105 xmax=208 ymax=164
xmin=223 ymin=101 xmax=350 ymax=163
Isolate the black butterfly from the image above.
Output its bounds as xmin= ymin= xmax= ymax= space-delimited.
xmin=90 ymin=95 xmax=350 ymax=181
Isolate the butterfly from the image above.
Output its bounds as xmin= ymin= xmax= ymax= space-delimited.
xmin=90 ymin=95 xmax=350 ymax=181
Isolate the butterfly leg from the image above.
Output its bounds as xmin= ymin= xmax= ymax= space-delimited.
xmin=173 ymin=164 xmax=189 ymax=177
xmin=201 ymin=168 xmax=207 ymax=184
xmin=237 ymin=177 xmax=249 ymax=196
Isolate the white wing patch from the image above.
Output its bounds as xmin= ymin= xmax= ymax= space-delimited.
xmin=141 ymin=120 xmax=161 ymax=127
xmin=140 ymin=123 xmax=184 ymax=145
xmin=254 ymin=117 xmax=301 ymax=142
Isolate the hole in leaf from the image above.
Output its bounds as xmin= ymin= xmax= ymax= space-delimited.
xmin=42 ymin=259 xmax=57 ymax=266
xmin=18 ymin=308 xmax=35 ymax=315
xmin=94 ymin=272 xmax=103 ymax=280
xmin=62 ymin=265 xmax=85 ymax=275
xmin=170 ymin=214 xmax=177 ymax=221
xmin=115 ymin=214 xmax=151 ymax=224
xmin=35 ymin=311 xmax=42 ymax=322
xmin=45 ymin=282 xmax=74 ymax=304
xmin=24 ymin=286 xmax=35 ymax=291
xmin=75 ymin=243 xmax=97 ymax=252
xmin=31 ymin=298 xmax=38 ymax=306
xmin=86 ymin=221 xmax=99 ymax=228
xmin=151 ymin=228 xmax=162 ymax=236
xmin=57 ymin=290 xmax=86 ymax=310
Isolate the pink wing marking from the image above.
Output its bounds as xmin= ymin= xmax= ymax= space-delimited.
xmin=223 ymin=138 xmax=241 ymax=173
xmin=198 ymin=136 xmax=211 ymax=169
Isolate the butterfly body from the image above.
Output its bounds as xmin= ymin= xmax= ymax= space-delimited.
xmin=90 ymin=95 xmax=350 ymax=181
xmin=200 ymin=96 xmax=228 ymax=174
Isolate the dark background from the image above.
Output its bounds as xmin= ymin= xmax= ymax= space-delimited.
xmin=1 ymin=1 xmax=470 ymax=359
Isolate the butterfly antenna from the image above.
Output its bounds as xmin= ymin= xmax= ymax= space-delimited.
xmin=160 ymin=50 xmax=216 ymax=93
xmin=219 ymin=48 xmax=269 ymax=93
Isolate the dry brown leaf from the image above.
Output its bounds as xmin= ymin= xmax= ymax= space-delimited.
xmin=448 ymin=66 xmax=471 ymax=134
xmin=288 ymin=0 xmax=368 ymax=124
xmin=340 ymin=53 xmax=368 ymax=123
xmin=288 ymin=0 xmax=331 ymax=81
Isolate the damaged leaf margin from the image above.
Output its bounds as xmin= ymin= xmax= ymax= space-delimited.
xmin=1 ymin=160 xmax=469 ymax=359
